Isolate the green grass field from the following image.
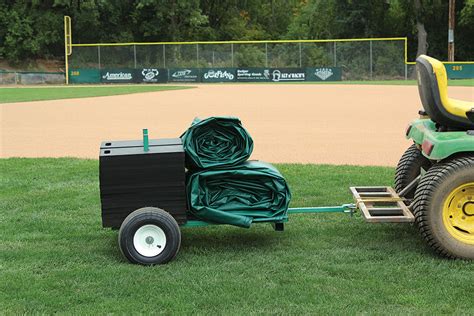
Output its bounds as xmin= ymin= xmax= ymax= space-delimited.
xmin=0 ymin=85 xmax=193 ymax=104
xmin=0 ymin=79 xmax=472 ymax=104
xmin=306 ymin=79 xmax=474 ymax=86
xmin=1 ymin=158 xmax=473 ymax=314
xmin=237 ymin=79 xmax=474 ymax=86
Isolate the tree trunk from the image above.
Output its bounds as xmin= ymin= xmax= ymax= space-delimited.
xmin=414 ymin=0 xmax=428 ymax=57
xmin=416 ymin=22 xmax=428 ymax=57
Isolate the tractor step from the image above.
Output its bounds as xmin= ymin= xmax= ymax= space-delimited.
xmin=349 ymin=186 xmax=414 ymax=223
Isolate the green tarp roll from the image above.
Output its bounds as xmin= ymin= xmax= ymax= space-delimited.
xmin=181 ymin=117 xmax=254 ymax=169
xmin=187 ymin=161 xmax=291 ymax=228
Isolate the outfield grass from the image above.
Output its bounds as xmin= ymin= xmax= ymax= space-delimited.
xmin=1 ymin=158 xmax=473 ymax=314
xmin=0 ymin=79 xmax=471 ymax=105
xmin=0 ymin=85 xmax=193 ymax=104
xmin=322 ymin=79 xmax=474 ymax=86
xmin=235 ymin=79 xmax=474 ymax=86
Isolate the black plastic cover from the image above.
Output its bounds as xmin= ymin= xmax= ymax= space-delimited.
xmin=99 ymin=138 xmax=187 ymax=228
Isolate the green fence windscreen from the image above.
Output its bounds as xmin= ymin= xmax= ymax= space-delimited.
xmin=69 ymin=69 xmax=100 ymax=83
xmin=445 ymin=64 xmax=474 ymax=79
xmin=169 ymin=68 xmax=200 ymax=82
xmin=306 ymin=67 xmax=342 ymax=81
xmin=200 ymin=68 xmax=236 ymax=82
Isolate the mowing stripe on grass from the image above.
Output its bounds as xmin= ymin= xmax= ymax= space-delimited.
xmin=0 ymin=85 xmax=194 ymax=104
xmin=1 ymin=158 xmax=473 ymax=314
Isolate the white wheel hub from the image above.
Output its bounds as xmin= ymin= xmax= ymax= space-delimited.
xmin=133 ymin=224 xmax=167 ymax=257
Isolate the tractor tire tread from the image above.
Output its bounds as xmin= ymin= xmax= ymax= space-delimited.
xmin=412 ymin=155 xmax=474 ymax=259
xmin=395 ymin=144 xmax=431 ymax=199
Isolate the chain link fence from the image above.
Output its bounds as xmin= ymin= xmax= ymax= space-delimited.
xmin=0 ymin=71 xmax=65 ymax=84
xmin=69 ymin=38 xmax=408 ymax=81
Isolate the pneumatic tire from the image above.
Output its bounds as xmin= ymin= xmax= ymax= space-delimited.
xmin=118 ymin=207 xmax=181 ymax=265
xmin=412 ymin=156 xmax=474 ymax=260
xmin=395 ymin=144 xmax=432 ymax=199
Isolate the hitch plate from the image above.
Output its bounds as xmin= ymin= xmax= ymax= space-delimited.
xmin=350 ymin=186 xmax=414 ymax=223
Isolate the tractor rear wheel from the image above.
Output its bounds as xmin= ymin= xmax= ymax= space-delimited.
xmin=412 ymin=156 xmax=474 ymax=259
xmin=395 ymin=144 xmax=432 ymax=199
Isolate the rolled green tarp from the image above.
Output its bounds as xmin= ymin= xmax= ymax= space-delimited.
xmin=187 ymin=161 xmax=291 ymax=228
xmin=181 ymin=117 xmax=254 ymax=169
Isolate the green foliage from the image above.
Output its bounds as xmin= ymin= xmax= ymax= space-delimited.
xmin=302 ymin=45 xmax=333 ymax=68
xmin=0 ymin=2 xmax=58 ymax=63
xmin=287 ymin=0 xmax=338 ymax=39
xmin=458 ymin=0 xmax=474 ymax=61
xmin=234 ymin=45 xmax=266 ymax=67
xmin=372 ymin=42 xmax=406 ymax=79
xmin=0 ymin=0 xmax=473 ymax=66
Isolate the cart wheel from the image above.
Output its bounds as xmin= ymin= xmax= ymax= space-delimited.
xmin=395 ymin=144 xmax=432 ymax=199
xmin=412 ymin=156 xmax=474 ymax=259
xmin=118 ymin=207 xmax=181 ymax=265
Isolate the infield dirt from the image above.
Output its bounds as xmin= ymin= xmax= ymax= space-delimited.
xmin=1 ymin=84 xmax=472 ymax=166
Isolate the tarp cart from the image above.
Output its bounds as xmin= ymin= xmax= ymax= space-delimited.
xmin=99 ymin=55 xmax=474 ymax=265
xmin=99 ymin=126 xmax=354 ymax=265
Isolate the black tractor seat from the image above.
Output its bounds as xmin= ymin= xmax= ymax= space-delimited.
xmin=416 ymin=55 xmax=474 ymax=130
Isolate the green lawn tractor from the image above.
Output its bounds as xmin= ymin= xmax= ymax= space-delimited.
xmin=393 ymin=55 xmax=474 ymax=259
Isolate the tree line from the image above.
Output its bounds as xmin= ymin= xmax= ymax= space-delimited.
xmin=0 ymin=0 xmax=473 ymax=66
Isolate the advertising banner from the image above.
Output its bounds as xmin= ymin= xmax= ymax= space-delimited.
xmin=169 ymin=68 xmax=200 ymax=82
xmin=236 ymin=68 xmax=272 ymax=82
xmin=69 ymin=69 xmax=100 ymax=83
xmin=81 ymin=66 xmax=347 ymax=84
xmin=137 ymin=68 xmax=168 ymax=83
xmin=305 ymin=67 xmax=342 ymax=81
xmin=100 ymin=69 xmax=136 ymax=83
xmin=200 ymin=68 xmax=236 ymax=82
xmin=268 ymin=68 xmax=306 ymax=82
xmin=445 ymin=64 xmax=474 ymax=79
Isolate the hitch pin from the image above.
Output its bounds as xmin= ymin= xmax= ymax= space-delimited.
xmin=343 ymin=203 xmax=357 ymax=218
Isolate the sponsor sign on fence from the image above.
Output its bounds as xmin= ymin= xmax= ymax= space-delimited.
xmin=69 ymin=69 xmax=100 ymax=83
xmin=100 ymin=69 xmax=136 ymax=83
xmin=269 ymin=68 xmax=306 ymax=82
xmin=236 ymin=68 xmax=310 ymax=82
xmin=445 ymin=64 xmax=474 ymax=79
xmin=169 ymin=68 xmax=200 ymax=82
xmin=70 ymin=66 xmax=345 ymax=84
xmin=137 ymin=68 xmax=168 ymax=83
xmin=236 ymin=68 xmax=272 ymax=82
xmin=306 ymin=67 xmax=342 ymax=81
xmin=201 ymin=68 xmax=236 ymax=82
